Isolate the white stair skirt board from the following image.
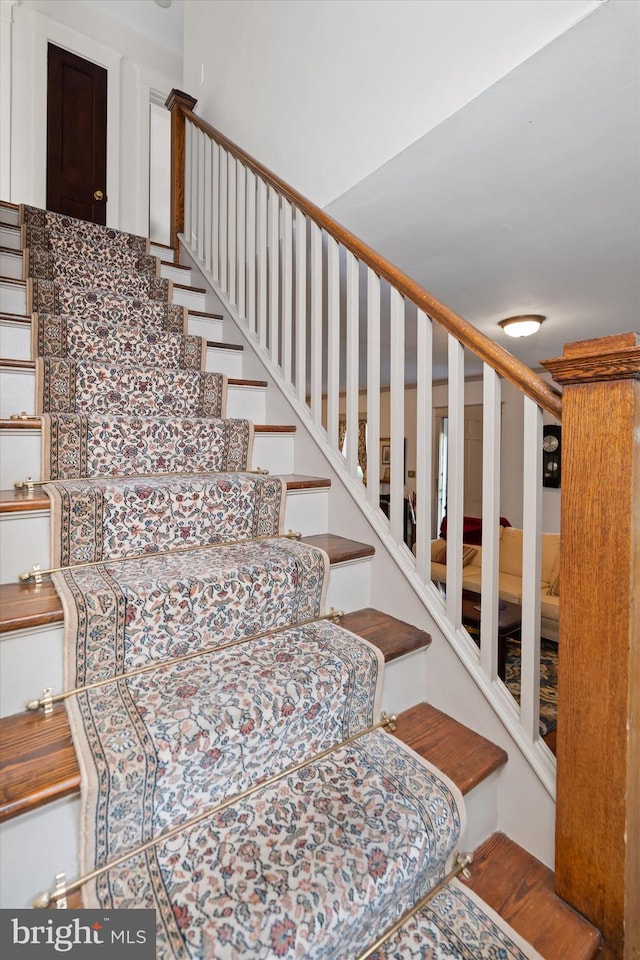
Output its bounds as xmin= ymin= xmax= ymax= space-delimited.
xmin=0 ymin=225 xmax=22 ymax=250
xmin=0 ymin=369 xmax=267 ymax=423
xmin=0 ymin=486 xmax=329 ymax=583
xmin=0 ymin=204 xmax=20 ymax=226
xmin=0 ymin=318 xmax=242 ymax=378
xmin=0 ymin=279 xmax=27 ymax=315
xmin=0 ymin=551 xmax=372 ymax=720
xmin=0 ymin=250 xmax=23 ymax=280
xmin=171 ymin=285 xmax=206 ymax=312
xmin=159 ymin=262 xmax=192 ymax=285
xmin=0 ymin=427 xmax=295 ymax=489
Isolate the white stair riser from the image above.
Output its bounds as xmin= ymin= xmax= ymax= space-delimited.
xmin=149 ymin=243 xmax=173 ymax=261
xmin=0 ymin=319 xmax=243 ymax=378
xmin=0 ymin=486 xmax=329 ymax=583
xmin=0 ymin=279 xmax=208 ymax=317
xmin=160 ymin=262 xmax=192 ymax=285
xmin=187 ymin=315 xmax=223 ymax=340
xmin=0 ymin=428 xmax=294 ymax=489
xmin=0 ymin=205 xmax=20 ymax=226
xmin=0 ymin=279 xmax=26 ymax=314
xmin=0 ymin=552 xmax=370 ymax=719
xmin=171 ymin=285 xmax=206 ymax=311
xmin=0 ymin=369 xmax=266 ymax=422
xmin=0 ymin=225 xmax=22 ymax=250
xmin=0 ymin=250 xmax=23 ymax=279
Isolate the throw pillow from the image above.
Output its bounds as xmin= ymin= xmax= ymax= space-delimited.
xmin=434 ymin=545 xmax=477 ymax=566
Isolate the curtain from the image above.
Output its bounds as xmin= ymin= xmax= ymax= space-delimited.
xmin=358 ymin=419 xmax=367 ymax=483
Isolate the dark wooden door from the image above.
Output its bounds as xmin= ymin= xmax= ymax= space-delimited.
xmin=46 ymin=43 xmax=107 ymax=224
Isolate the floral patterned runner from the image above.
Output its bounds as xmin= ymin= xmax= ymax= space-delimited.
xmin=75 ymin=728 xmax=464 ymax=959
xmin=41 ymin=413 xmax=253 ymax=480
xmin=22 ymin=204 xmax=149 ymax=257
xmin=28 ymin=247 xmax=162 ymax=300
xmin=33 ymin=313 xmax=206 ymax=371
xmin=29 ymin=279 xmax=178 ymax=325
xmin=45 ymin=473 xmax=286 ymax=566
xmin=36 ymin=358 xmax=226 ymax=418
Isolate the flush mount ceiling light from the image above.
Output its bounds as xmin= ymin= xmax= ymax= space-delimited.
xmin=498 ymin=314 xmax=545 ymax=338
xmin=153 ymin=0 xmax=172 ymax=8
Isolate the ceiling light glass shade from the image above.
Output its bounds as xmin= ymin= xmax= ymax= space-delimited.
xmin=498 ymin=315 xmax=545 ymax=338
xmin=153 ymin=0 xmax=172 ymax=8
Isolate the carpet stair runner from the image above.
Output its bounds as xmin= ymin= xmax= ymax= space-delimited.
xmin=0 ymin=202 xmax=600 ymax=958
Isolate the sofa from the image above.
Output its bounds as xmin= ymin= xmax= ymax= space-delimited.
xmin=430 ymin=526 xmax=560 ymax=642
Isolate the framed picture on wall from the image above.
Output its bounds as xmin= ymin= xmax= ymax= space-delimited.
xmin=380 ymin=439 xmax=391 ymax=467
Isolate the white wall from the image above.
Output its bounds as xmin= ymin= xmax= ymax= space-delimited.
xmin=3 ymin=0 xmax=182 ymax=234
xmin=184 ymin=0 xmax=602 ymax=207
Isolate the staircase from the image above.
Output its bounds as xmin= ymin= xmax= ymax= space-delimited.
xmin=0 ymin=200 xmax=603 ymax=957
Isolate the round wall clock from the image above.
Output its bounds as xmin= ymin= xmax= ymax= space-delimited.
xmin=542 ymin=424 xmax=561 ymax=488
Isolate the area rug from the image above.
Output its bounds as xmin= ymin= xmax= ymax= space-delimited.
xmin=36 ymin=357 xmax=226 ymax=418
xmin=504 ymin=639 xmax=558 ymax=737
xmin=76 ymin=728 xmax=464 ymax=960
xmin=45 ymin=473 xmax=286 ymax=565
xmin=41 ymin=413 xmax=253 ymax=480
xmin=373 ymin=877 xmax=542 ymax=960
xmin=33 ymin=314 xmax=206 ymax=370
xmin=29 ymin=278 xmax=179 ymax=326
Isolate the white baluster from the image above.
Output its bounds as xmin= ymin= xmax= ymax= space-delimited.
xmin=211 ymin=140 xmax=220 ymax=284
xmin=326 ymin=236 xmax=340 ymax=451
xmin=414 ymin=310 xmax=432 ymax=581
xmin=480 ymin=365 xmax=502 ymax=680
xmin=246 ymin=169 xmax=256 ymax=334
xmin=345 ymin=251 xmax=360 ymax=478
xmin=219 ymin=148 xmax=228 ymax=294
xmin=366 ymin=270 xmax=381 ymax=511
xmin=256 ymin=178 xmax=268 ymax=348
xmin=184 ymin=121 xmax=192 ymax=248
xmin=236 ymin=162 xmax=246 ymax=320
xmin=295 ymin=209 xmax=307 ymax=404
xmin=281 ymin=199 xmax=293 ymax=385
xmin=197 ymin=129 xmax=205 ymax=263
xmin=268 ymin=186 xmax=280 ymax=366
xmin=520 ymin=397 xmax=543 ymax=740
xmin=389 ymin=289 xmax=405 ymax=543
xmin=227 ymin=155 xmax=236 ymax=307
xmin=310 ymin=221 xmax=322 ymax=422
xmin=203 ymin=136 xmax=212 ymax=273
xmin=445 ymin=334 xmax=465 ymax=628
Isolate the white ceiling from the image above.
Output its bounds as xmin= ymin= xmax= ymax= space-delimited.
xmin=84 ymin=0 xmax=184 ymax=55
xmin=326 ymin=0 xmax=639 ymax=379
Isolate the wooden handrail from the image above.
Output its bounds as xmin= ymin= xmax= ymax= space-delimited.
xmin=169 ymin=93 xmax=561 ymax=420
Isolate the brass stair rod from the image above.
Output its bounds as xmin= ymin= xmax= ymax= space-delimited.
xmin=18 ymin=529 xmax=303 ymax=582
xmin=35 ymin=713 xmax=397 ymax=909
xmin=14 ymin=466 xmax=270 ymax=490
xmin=26 ymin=609 xmax=344 ymax=713
xmin=355 ymin=851 xmax=474 ymax=960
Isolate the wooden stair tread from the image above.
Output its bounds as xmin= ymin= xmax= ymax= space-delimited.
xmin=0 ymin=474 xmax=326 ymax=516
xmin=207 ymin=340 xmax=243 ymax=351
xmin=0 ymin=419 xmax=294 ymax=432
xmin=188 ymin=309 xmax=223 ymax=320
xmin=392 ymin=703 xmax=507 ymax=794
xmin=340 ymin=607 xmax=430 ymax=663
xmin=462 ymin=832 xmax=601 ymax=960
xmin=0 ymin=312 xmax=30 ymax=323
xmin=0 ymin=608 xmax=428 ymax=821
xmin=0 ymin=533 xmax=366 ymax=633
xmin=172 ymin=281 xmax=205 ymax=293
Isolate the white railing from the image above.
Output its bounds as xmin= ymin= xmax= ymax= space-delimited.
xmin=177 ymin=109 xmax=562 ymax=793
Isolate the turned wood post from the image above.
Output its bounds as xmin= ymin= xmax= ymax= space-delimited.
xmin=542 ymin=333 xmax=640 ymax=960
xmin=165 ymin=89 xmax=198 ymax=253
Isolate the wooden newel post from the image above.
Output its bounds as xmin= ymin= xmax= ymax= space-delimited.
xmin=165 ymin=89 xmax=198 ymax=253
xmin=542 ymin=333 xmax=640 ymax=960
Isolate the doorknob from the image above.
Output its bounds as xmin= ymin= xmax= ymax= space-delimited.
xmin=93 ymin=190 xmax=104 ymax=201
